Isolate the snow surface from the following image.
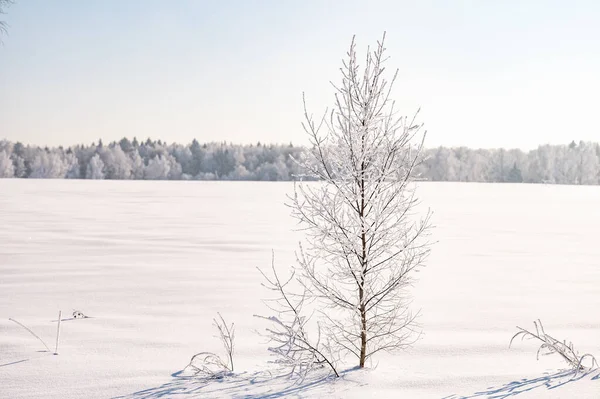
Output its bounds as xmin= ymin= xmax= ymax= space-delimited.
xmin=1 ymin=180 xmax=598 ymax=398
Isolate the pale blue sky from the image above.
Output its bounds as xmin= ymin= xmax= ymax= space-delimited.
xmin=1 ymin=0 xmax=599 ymax=149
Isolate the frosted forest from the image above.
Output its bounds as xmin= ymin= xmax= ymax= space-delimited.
xmin=1 ymin=138 xmax=600 ymax=185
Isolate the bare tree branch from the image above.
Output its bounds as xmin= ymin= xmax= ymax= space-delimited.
xmin=255 ymin=252 xmax=339 ymax=381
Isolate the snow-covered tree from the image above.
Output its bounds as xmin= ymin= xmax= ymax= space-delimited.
xmin=428 ymin=147 xmax=459 ymax=181
xmin=506 ymin=162 xmax=523 ymax=183
xmin=171 ymin=145 xmax=194 ymax=176
xmin=130 ymin=150 xmax=145 ymax=179
xmin=290 ymin=34 xmax=433 ymax=368
xmin=167 ymin=154 xmax=183 ymax=180
xmin=576 ymin=141 xmax=599 ymax=185
xmin=144 ymin=154 xmax=171 ymax=180
xmin=529 ymin=145 xmax=556 ymax=183
xmin=0 ymin=139 xmax=13 ymax=155
xmin=465 ymin=150 xmax=489 ymax=182
xmin=99 ymin=145 xmax=132 ymax=179
xmin=64 ymin=151 xmax=80 ymax=179
xmin=86 ymin=154 xmax=105 ymax=179
xmin=230 ymin=164 xmax=252 ymax=180
xmin=11 ymin=155 xmax=26 ymax=178
xmin=0 ymin=150 xmax=15 ymax=178
xmin=255 ymin=155 xmax=290 ymax=181
xmin=29 ymin=150 xmax=68 ymax=178
xmin=118 ymin=137 xmax=134 ymax=153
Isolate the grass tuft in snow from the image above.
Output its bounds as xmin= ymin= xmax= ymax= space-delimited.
xmin=509 ymin=319 xmax=598 ymax=375
xmin=184 ymin=312 xmax=235 ymax=379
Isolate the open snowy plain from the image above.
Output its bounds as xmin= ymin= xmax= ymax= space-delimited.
xmin=1 ymin=180 xmax=599 ymax=398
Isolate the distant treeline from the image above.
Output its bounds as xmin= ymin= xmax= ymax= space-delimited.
xmin=1 ymin=138 xmax=599 ymax=185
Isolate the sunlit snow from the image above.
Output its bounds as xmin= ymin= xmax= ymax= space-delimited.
xmin=1 ymin=180 xmax=598 ymax=398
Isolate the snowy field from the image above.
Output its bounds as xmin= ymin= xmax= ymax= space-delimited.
xmin=1 ymin=180 xmax=599 ymax=399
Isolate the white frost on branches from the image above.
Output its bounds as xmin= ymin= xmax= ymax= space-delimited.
xmin=289 ymin=32 xmax=433 ymax=368
xmin=255 ymin=253 xmax=339 ymax=381
xmin=185 ymin=313 xmax=235 ymax=380
xmin=510 ymin=319 xmax=598 ymax=375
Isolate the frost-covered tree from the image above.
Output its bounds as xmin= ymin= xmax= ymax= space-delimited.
xmin=130 ymin=150 xmax=145 ymax=180
xmin=99 ymin=145 xmax=132 ymax=179
xmin=0 ymin=150 xmax=15 ymax=177
xmin=506 ymin=162 xmax=523 ymax=183
xmin=167 ymin=153 xmax=183 ymax=180
xmin=12 ymin=155 xmax=26 ymax=177
xmin=430 ymin=147 xmax=460 ymax=181
xmin=30 ymin=150 xmax=68 ymax=178
xmin=256 ymin=155 xmax=290 ymax=181
xmin=171 ymin=145 xmax=194 ymax=176
xmin=290 ymin=34 xmax=433 ymax=368
xmin=230 ymin=164 xmax=251 ymax=180
xmin=189 ymin=139 xmax=205 ymax=177
xmin=465 ymin=150 xmax=489 ymax=182
xmin=576 ymin=141 xmax=599 ymax=185
xmin=119 ymin=137 xmax=133 ymax=153
xmin=86 ymin=154 xmax=105 ymax=179
xmin=144 ymin=154 xmax=171 ymax=180
xmin=64 ymin=151 xmax=80 ymax=179
xmin=205 ymin=147 xmax=237 ymax=178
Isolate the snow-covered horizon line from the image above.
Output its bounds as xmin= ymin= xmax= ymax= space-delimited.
xmin=1 ymin=138 xmax=599 ymax=185
xmin=1 ymin=137 xmax=595 ymax=152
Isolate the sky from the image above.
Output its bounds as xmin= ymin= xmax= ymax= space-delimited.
xmin=1 ymin=0 xmax=599 ymax=150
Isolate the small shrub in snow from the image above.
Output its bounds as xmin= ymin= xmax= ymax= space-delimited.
xmin=185 ymin=313 xmax=235 ymax=379
xmin=510 ymin=319 xmax=598 ymax=375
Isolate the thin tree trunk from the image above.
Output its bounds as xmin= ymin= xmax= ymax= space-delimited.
xmin=359 ymin=132 xmax=368 ymax=368
xmin=359 ymin=224 xmax=368 ymax=367
xmin=359 ymin=295 xmax=367 ymax=367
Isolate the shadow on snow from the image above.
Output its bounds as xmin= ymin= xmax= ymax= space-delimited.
xmin=443 ymin=369 xmax=600 ymax=399
xmin=112 ymin=367 xmax=599 ymax=398
xmin=112 ymin=368 xmax=363 ymax=399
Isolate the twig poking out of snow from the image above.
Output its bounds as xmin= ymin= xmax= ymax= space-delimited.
xmin=54 ymin=310 xmax=62 ymax=355
xmin=509 ymin=319 xmax=598 ymax=376
xmin=184 ymin=313 xmax=235 ymax=379
xmin=213 ymin=312 xmax=235 ymax=372
xmin=8 ymin=318 xmax=52 ymax=353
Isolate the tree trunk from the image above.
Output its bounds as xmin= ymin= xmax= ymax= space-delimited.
xmin=359 ymin=133 xmax=367 ymax=368
xmin=359 ymin=300 xmax=367 ymax=367
xmin=359 ymin=213 xmax=367 ymax=367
